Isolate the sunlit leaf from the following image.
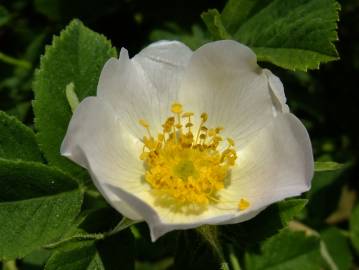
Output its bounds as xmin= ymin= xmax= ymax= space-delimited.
xmin=0 ymin=111 xmax=42 ymax=161
xmin=33 ymin=19 xmax=116 ymax=184
xmin=202 ymin=0 xmax=340 ymax=71
xmin=245 ymin=230 xmax=325 ymax=270
xmin=0 ymin=159 xmax=83 ymax=260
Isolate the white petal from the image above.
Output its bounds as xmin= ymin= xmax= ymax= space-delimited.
xmin=263 ymin=69 xmax=290 ymax=115
xmin=177 ymin=40 xmax=275 ymax=149
xmin=222 ymin=112 xmax=313 ymax=223
xmin=61 ymin=97 xmax=144 ymax=220
xmin=133 ymin=113 xmax=310 ymax=240
xmin=97 ymin=42 xmax=192 ymax=138
xmin=103 ymin=182 xmax=265 ymax=241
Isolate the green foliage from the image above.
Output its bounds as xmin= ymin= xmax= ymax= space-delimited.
xmin=314 ymin=161 xmax=346 ymax=172
xmin=350 ymin=204 xmax=359 ymax=255
xmin=201 ymin=0 xmax=340 ymax=71
xmin=223 ymin=199 xmax=307 ymax=249
xmin=33 ymin=19 xmax=117 ymax=184
xmin=245 ymin=230 xmax=325 ymax=270
xmin=22 ymin=249 xmax=52 ymax=270
xmin=321 ymin=227 xmax=352 ymax=270
xmin=44 ymin=230 xmax=135 ymax=270
xmin=201 ymin=10 xmax=231 ymax=40
xmin=176 ymin=200 xmax=308 ymax=270
xmin=0 ymin=111 xmax=42 ymax=161
xmin=150 ymin=24 xmax=210 ymax=50
xmin=45 ymin=241 xmax=104 ymax=270
xmin=0 ymin=159 xmax=83 ymax=261
xmin=305 ymin=166 xmax=347 ymax=226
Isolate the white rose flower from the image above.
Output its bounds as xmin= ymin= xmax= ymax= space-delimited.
xmin=61 ymin=40 xmax=314 ymax=241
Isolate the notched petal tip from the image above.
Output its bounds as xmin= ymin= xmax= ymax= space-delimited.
xmin=145 ymin=40 xmax=190 ymax=49
xmin=119 ymin=47 xmax=129 ymax=60
xmin=194 ymin=40 xmax=258 ymax=70
xmin=135 ymin=40 xmax=193 ymax=69
xmin=61 ymin=96 xmax=102 ymax=168
xmin=263 ymin=69 xmax=290 ymax=115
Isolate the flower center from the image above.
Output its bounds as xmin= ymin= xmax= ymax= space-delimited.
xmin=173 ymin=159 xmax=197 ymax=180
xmin=139 ymin=103 xmax=247 ymax=210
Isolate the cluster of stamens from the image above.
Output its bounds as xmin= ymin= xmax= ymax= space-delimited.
xmin=139 ymin=102 xmax=249 ymax=211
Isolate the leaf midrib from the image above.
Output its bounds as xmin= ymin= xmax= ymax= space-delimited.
xmin=0 ymin=189 xmax=81 ymax=205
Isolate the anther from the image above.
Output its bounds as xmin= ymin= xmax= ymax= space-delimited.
xmin=171 ymin=103 xmax=183 ymax=114
xmin=139 ymin=119 xmax=149 ymax=128
xmin=227 ymin=138 xmax=235 ymax=147
xmin=201 ymin=113 xmax=208 ymax=122
xmin=139 ymin=119 xmax=152 ymax=138
xmin=238 ymin=198 xmax=250 ymax=210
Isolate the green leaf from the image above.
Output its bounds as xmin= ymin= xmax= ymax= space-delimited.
xmin=245 ymin=230 xmax=325 ymax=270
xmin=202 ymin=0 xmax=340 ymax=71
xmin=150 ymin=24 xmax=210 ymax=50
xmin=22 ymin=249 xmax=52 ymax=270
xmin=305 ymin=166 xmax=347 ymax=226
xmin=33 ymin=19 xmax=117 ymax=184
xmin=45 ymin=241 xmax=104 ymax=270
xmin=201 ymin=9 xmax=231 ymax=40
xmin=321 ymin=227 xmax=352 ymax=270
xmin=0 ymin=159 xmax=83 ymax=260
xmin=44 ymin=212 xmax=136 ymax=249
xmin=0 ymin=111 xmax=42 ymax=162
xmin=314 ymin=161 xmax=345 ymax=172
xmin=45 ymin=230 xmax=135 ymax=270
xmin=221 ymin=0 xmax=271 ymax=33
xmin=350 ymin=204 xmax=359 ymax=255
xmin=222 ymin=199 xmax=307 ymax=248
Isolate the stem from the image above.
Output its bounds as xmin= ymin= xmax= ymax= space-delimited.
xmin=0 ymin=52 xmax=31 ymax=69
xmin=288 ymin=220 xmax=339 ymax=270
xmin=196 ymin=226 xmax=230 ymax=270
xmin=43 ymin=217 xmax=140 ymax=249
xmin=221 ymin=262 xmax=230 ymax=270
xmin=105 ymin=217 xmax=140 ymax=237
xmin=43 ymin=233 xmax=104 ymax=249
xmin=65 ymin=82 xmax=79 ymax=113
xmin=228 ymin=245 xmax=241 ymax=270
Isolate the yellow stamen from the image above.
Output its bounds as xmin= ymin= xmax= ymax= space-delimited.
xmin=182 ymin=112 xmax=194 ymax=118
xmin=227 ymin=138 xmax=235 ymax=147
xmin=138 ymin=103 xmax=239 ymax=211
xmin=139 ymin=119 xmax=152 ymax=138
xmin=139 ymin=119 xmax=149 ymax=128
xmin=238 ymin=198 xmax=250 ymax=210
xmin=171 ymin=102 xmax=183 ymax=113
